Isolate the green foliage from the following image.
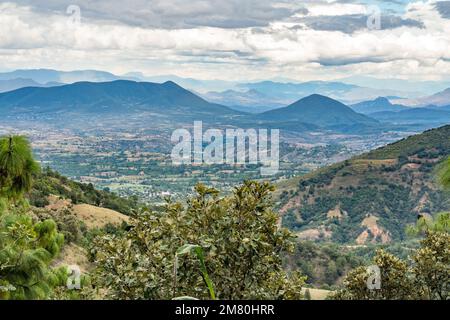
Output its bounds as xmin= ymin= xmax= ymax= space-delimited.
xmin=91 ymin=181 xmax=306 ymax=300
xmin=289 ymin=241 xmax=365 ymax=288
xmin=33 ymin=208 xmax=87 ymax=244
xmin=406 ymin=212 xmax=450 ymax=236
xmin=0 ymin=212 xmax=66 ymax=299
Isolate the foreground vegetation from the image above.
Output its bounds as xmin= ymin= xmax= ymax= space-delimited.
xmin=1 ymin=134 xmax=449 ymax=300
xmin=0 ymin=136 xmax=68 ymax=299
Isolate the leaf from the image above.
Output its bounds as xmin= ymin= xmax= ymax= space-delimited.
xmin=177 ymin=244 xmax=201 ymax=256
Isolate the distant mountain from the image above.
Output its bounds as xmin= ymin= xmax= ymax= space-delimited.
xmin=202 ymin=89 xmax=285 ymax=113
xmin=436 ymin=105 xmax=450 ymax=112
xmin=0 ymin=69 xmax=125 ymax=85
xmin=238 ymin=81 xmax=413 ymax=104
xmin=126 ymin=73 xmax=237 ymax=93
xmin=339 ymin=75 xmax=449 ymax=96
xmin=0 ymin=80 xmax=241 ymax=119
xmin=277 ymin=125 xmax=450 ymax=243
xmin=417 ymin=88 xmax=450 ymax=107
xmin=369 ymin=107 xmax=450 ymax=126
xmin=350 ymin=97 xmax=408 ymax=114
xmin=0 ymin=78 xmax=55 ymax=93
xmin=256 ymin=94 xmax=378 ymax=129
xmin=394 ymin=88 xmax=450 ymax=107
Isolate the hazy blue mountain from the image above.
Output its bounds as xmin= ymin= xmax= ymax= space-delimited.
xmin=256 ymin=94 xmax=378 ymax=129
xmin=202 ymin=89 xmax=285 ymax=113
xmin=435 ymin=105 xmax=450 ymax=112
xmin=0 ymin=69 xmax=123 ymax=85
xmin=416 ymin=88 xmax=450 ymax=107
xmin=392 ymin=87 xmax=450 ymax=107
xmin=237 ymin=81 xmax=411 ymax=104
xmin=0 ymin=78 xmax=46 ymax=93
xmin=338 ymin=75 xmax=449 ymax=96
xmin=126 ymin=73 xmax=237 ymax=93
xmin=350 ymin=97 xmax=408 ymax=114
xmin=0 ymin=80 xmax=240 ymax=118
xmin=369 ymin=107 xmax=450 ymax=125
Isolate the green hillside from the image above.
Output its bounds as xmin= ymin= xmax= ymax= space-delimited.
xmin=277 ymin=125 xmax=450 ymax=244
xmin=28 ymin=167 xmax=139 ymax=215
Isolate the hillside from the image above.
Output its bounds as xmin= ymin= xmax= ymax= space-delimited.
xmin=256 ymin=94 xmax=378 ymax=130
xmin=276 ymin=125 xmax=450 ymax=244
xmin=28 ymin=168 xmax=139 ymax=215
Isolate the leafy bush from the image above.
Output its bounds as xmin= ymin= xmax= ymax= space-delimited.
xmin=91 ymin=181 xmax=306 ymax=300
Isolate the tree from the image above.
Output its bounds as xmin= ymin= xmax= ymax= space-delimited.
xmin=0 ymin=135 xmax=67 ymax=300
xmin=412 ymin=231 xmax=449 ymax=300
xmin=92 ymin=181 xmax=306 ymax=300
xmin=0 ymin=136 xmax=40 ymax=201
xmin=333 ymin=249 xmax=417 ymax=300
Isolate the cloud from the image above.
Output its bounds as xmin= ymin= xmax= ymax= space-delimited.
xmin=0 ymin=0 xmax=449 ymax=82
xmin=8 ymin=0 xmax=307 ymax=29
xmin=436 ymin=1 xmax=450 ymax=19
xmin=295 ymin=14 xmax=424 ymax=33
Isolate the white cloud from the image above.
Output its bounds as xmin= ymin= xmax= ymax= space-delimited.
xmin=0 ymin=1 xmax=449 ymax=82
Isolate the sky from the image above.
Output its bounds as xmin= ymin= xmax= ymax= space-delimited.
xmin=0 ymin=0 xmax=450 ymax=82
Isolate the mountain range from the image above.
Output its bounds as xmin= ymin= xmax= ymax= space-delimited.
xmin=1 ymin=75 xmax=449 ymax=133
xmin=4 ymin=68 xmax=448 ymax=107
xmin=235 ymin=80 xmax=415 ymax=105
xmin=0 ymin=69 xmax=125 ymax=84
xmin=0 ymin=80 xmax=384 ymax=133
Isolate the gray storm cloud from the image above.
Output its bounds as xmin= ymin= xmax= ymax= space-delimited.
xmin=9 ymin=0 xmax=307 ymax=28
